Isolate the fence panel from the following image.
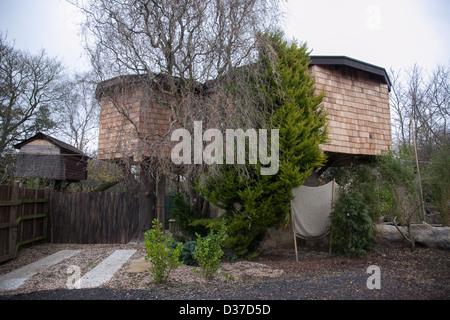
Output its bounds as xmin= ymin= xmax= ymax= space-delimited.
xmin=49 ymin=191 xmax=140 ymax=244
xmin=0 ymin=184 xmax=47 ymax=263
xmin=1 ymin=186 xmax=142 ymax=261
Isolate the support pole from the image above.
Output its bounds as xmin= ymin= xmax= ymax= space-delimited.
xmin=329 ymin=179 xmax=336 ymax=255
xmin=156 ymin=175 xmax=166 ymax=230
xmin=293 ymin=231 xmax=299 ymax=263
xmin=291 ymin=199 xmax=299 ymax=263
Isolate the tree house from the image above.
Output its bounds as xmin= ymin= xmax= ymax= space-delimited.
xmin=14 ymin=132 xmax=90 ymax=187
xmin=95 ymin=55 xmax=392 ymax=167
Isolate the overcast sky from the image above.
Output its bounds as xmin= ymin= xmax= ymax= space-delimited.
xmin=0 ymin=0 xmax=449 ymax=76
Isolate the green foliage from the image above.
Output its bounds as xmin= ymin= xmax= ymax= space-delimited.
xmin=144 ymin=219 xmax=183 ymax=283
xmin=170 ymin=193 xmax=207 ymax=240
xmin=199 ymin=31 xmax=328 ymax=257
xmin=376 ymin=149 xmax=420 ymax=222
xmin=330 ymin=189 xmax=375 ymax=256
xmin=424 ymin=142 xmax=450 ymax=225
xmin=328 ymin=149 xmax=419 ymax=224
xmin=193 ymin=220 xmax=228 ymax=280
xmin=330 ymin=162 xmax=387 ymax=222
xmin=329 ymin=148 xmax=423 ymax=256
xmin=189 ymin=218 xmax=223 ymax=233
xmin=173 ymin=241 xmax=198 ymax=266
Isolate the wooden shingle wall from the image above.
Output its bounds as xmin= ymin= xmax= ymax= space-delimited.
xmin=138 ymin=90 xmax=173 ymax=159
xmin=97 ymin=86 xmax=173 ymax=161
xmin=97 ymin=87 xmax=144 ymax=161
xmin=310 ymin=64 xmax=391 ymax=156
xmin=97 ymin=63 xmax=392 ymax=162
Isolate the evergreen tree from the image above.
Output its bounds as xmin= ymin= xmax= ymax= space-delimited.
xmin=200 ymin=31 xmax=328 ymax=256
xmin=330 ymin=188 xmax=375 ymax=256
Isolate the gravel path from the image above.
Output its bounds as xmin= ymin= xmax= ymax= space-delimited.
xmin=0 ymin=244 xmax=448 ymax=301
xmin=1 ymin=269 xmax=447 ymax=300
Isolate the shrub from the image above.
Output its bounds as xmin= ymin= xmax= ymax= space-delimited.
xmin=424 ymin=142 xmax=450 ymax=225
xmin=328 ymin=151 xmax=420 ymax=224
xmin=177 ymin=241 xmax=198 ymax=266
xmin=144 ymin=219 xmax=183 ymax=283
xmin=170 ymin=193 xmax=208 ymax=240
xmin=330 ymin=189 xmax=375 ymax=256
xmin=193 ymin=220 xmax=228 ymax=280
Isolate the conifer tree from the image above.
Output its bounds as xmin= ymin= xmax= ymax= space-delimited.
xmin=200 ymin=31 xmax=328 ymax=256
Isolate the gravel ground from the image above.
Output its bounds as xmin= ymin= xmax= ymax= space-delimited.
xmin=0 ymin=244 xmax=449 ymax=301
xmin=2 ymin=270 xmax=447 ymax=300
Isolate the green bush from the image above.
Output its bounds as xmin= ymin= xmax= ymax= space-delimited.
xmin=330 ymin=189 xmax=375 ymax=256
xmin=424 ymin=142 xmax=450 ymax=225
xmin=193 ymin=220 xmax=228 ymax=280
xmin=170 ymin=193 xmax=208 ymax=240
xmin=328 ymin=151 xmax=419 ymax=224
xmin=144 ymin=219 xmax=183 ymax=283
xmin=177 ymin=241 xmax=198 ymax=266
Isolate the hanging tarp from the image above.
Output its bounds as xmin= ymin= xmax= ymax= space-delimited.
xmin=291 ymin=180 xmax=339 ymax=240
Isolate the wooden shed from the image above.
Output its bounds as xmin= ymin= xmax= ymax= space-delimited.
xmin=95 ymin=55 xmax=392 ymax=166
xmin=14 ymin=132 xmax=90 ymax=184
xmin=308 ymin=56 xmax=392 ymax=170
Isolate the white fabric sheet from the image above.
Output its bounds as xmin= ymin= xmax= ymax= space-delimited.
xmin=291 ymin=181 xmax=339 ymax=240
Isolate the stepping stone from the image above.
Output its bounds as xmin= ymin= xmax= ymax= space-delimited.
xmin=75 ymin=249 xmax=136 ymax=289
xmin=0 ymin=250 xmax=81 ymax=291
xmin=126 ymin=257 xmax=151 ymax=273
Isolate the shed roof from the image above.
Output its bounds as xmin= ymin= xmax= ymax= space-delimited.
xmin=309 ymin=55 xmax=391 ymax=91
xmin=14 ymin=132 xmax=89 ymax=157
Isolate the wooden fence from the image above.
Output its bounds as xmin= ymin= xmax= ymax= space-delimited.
xmin=0 ymin=184 xmax=48 ymax=263
xmin=0 ymin=185 xmax=143 ymax=262
xmin=50 ymin=191 xmax=140 ymax=244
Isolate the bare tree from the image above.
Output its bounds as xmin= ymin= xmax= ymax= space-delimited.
xmin=0 ymin=34 xmax=64 ymax=183
xmin=389 ymin=67 xmax=408 ymax=144
xmin=423 ymin=64 xmax=449 ymax=147
xmin=0 ymin=34 xmax=63 ymax=156
xmin=69 ymin=0 xmax=283 ymax=236
xmin=389 ymin=63 xmax=450 ymax=160
xmin=72 ymin=0 xmax=280 ymax=81
xmin=57 ymin=71 xmax=100 ymax=155
xmin=389 ymin=63 xmax=450 ymax=223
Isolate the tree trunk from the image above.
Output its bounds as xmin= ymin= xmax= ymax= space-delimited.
xmin=128 ymin=160 xmax=157 ymax=243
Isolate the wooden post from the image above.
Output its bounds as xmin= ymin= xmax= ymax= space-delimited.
xmin=290 ymin=196 xmax=299 ymax=263
xmin=293 ymin=231 xmax=299 ymax=263
xmin=46 ymin=188 xmax=52 ymax=243
xmin=32 ymin=189 xmax=38 ymax=240
xmin=329 ymin=179 xmax=336 ymax=255
xmin=10 ymin=183 xmax=20 ymax=259
xmin=156 ymin=175 xmax=166 ymax=230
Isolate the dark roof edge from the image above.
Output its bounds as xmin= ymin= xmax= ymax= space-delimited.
xmin=14 ymin=132 xmax=89 ymax=157
xmin=95 ymin=56 xmax=392 ymax=95
xmin=309 ymin=55 xmax=391 ymax=91
xmin=95 ymin=74 xmax=148 ymax=101
xmin=95 ymin=73 xmax=205 ymax=100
